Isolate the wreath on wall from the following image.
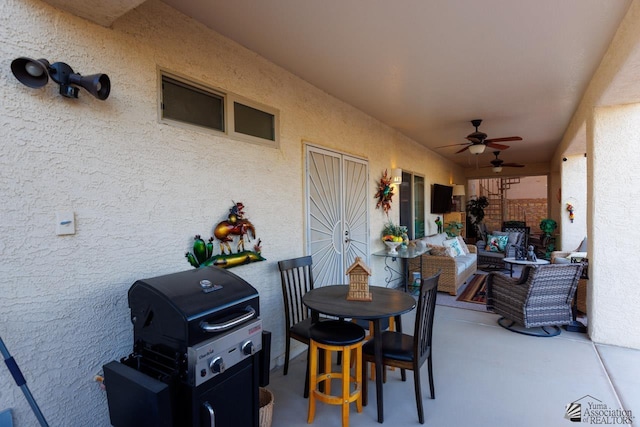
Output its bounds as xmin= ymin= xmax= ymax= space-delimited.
xmin=374 ymin=169 xmax=394 ymax=215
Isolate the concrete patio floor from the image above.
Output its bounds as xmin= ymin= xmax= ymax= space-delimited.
xmin=266 ymin=304 xmax=640 ymax=426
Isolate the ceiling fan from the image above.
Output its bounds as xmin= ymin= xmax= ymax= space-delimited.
xmin=437 ymin=119 xmax=522 ymax=154
xmin=483 ymin=151 xmax=525 ymax=172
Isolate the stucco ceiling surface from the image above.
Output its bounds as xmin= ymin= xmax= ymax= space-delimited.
xmin=158 ymin=0 xmax=635 ymax=169
xmin=41 ymin=0 xmax=145 ymax=27
xmin=43 ymin=0 xmax=636 ymax=169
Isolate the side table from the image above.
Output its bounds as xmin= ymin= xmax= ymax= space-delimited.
xmin=502 ymin=257 xmax=550 ymax=277
xmin=565 ymin=258 xmax=588 ymax=333
xmin=372 ymin=246 xmax=429 ymax=292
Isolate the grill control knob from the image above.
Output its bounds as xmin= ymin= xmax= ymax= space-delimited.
xmin=209 ymin=357 xmax=225 ymax=374
xmin=241 ymin=340 xmax=255 ymax=356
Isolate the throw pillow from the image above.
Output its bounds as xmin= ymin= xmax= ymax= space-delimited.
xmin=427 ymin=244 xmax=454 ymax=257
xmin=492 ymin=231 xmax=522 ymax=247
xmin=443 ymin=238 xmax=464 ymax=257
xmin=455 ymin=236 xmax=471 ymax=255
xmin=576 ymin=237 xmax=588 ymax=252
xmin=413 ymin=239 xmax=427 ymax=252
xmin=485 ymin=234 xmax=509 ymax=253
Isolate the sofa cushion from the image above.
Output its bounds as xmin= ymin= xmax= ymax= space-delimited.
xmin=566 ymin=251 xmax=587 ymax=262
xmin=422 ymin=232 xmax=449 ymax=247
xmin=486 ymin=234 xmax=509 ymax=252
xmin=443 ymin=238 xmax=465 ymax=256
xmin=455 ymin=254 xmax=477 ymax=271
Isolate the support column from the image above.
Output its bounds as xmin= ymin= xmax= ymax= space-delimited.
xmin=587 ymin=103 xmax=640 ymax=349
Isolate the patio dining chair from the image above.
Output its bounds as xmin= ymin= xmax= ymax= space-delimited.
xmin=361 ymin=270 xmax=440 ymax=424
xmin=278 ymin=255 xmax=324 ymax=398
xmin=485 ymin=263 xmax=583 ymax=337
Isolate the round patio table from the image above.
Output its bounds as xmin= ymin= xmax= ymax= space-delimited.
xmin=503 ymin=257 xmax=549 ymax=277
xmin=303 ymin=285 xmax=416 ymax=423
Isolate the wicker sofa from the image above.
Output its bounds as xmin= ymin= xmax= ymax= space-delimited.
xmin=408 ymin=232 xmax=477 ymax=295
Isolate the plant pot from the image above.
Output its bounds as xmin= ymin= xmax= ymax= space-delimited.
xmin=259 ymin=387 xmax=274 ymax=427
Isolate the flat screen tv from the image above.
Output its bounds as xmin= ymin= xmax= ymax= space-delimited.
xmin=431 ymin=184 xmax=453 ymax=213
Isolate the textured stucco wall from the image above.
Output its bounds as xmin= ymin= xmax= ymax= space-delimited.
xmin=0 ymin=1 xmax=463 ymax=425
xmin=588 ymin=103 xmax=640 ymax=349
xmin=560 ymin=154 xmax=587 ymax=251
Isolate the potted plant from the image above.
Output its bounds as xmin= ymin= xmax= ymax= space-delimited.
xmin=466 ymin=196 xmax=489 ymax=239
xmin=538 ymin=218 xmax=558 ymax=259
xmin=444 ymin=221 xmax=464 ymax=237
xmin=539 ymin=218 xmax=557 ymax=236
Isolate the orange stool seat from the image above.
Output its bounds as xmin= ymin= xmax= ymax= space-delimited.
xmin=307 ymin=320 xmax=365 ymax=427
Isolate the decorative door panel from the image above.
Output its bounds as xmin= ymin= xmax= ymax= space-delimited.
xmin=306 ymin=145 xmax=369 ymax=287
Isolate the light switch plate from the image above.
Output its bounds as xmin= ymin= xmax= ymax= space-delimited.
xmin=56 ymin=211 xmax=75 ymax=235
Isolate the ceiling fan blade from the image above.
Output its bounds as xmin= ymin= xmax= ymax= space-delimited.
xmin=435 ymin=142 xmax=470 ymax=149
xmin=455 ymin=145 xmax=471 ymax=154
xmin=485 ymin=136 xmax=523 ymax=143
xmin=486 ymin=142 xmax=510 ymax=150
xmin=502 ymin=163 xmax=525 ymax=167
xmin=465 ymin=136 xmax=483 ymax=144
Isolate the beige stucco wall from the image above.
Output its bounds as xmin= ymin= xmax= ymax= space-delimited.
xmin=587 ymin=104 xmax=640 ymax=349
xmin=559 ymin=154 xmax=587 ymax=251
xmin=0 ymin=1 xmax=464 ymax=425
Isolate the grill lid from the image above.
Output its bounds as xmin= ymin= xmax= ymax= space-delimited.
xmin=130 ymin=266 xmax=258 ymax=320
xmin=129 ymin=266 xmax=260 ymax=351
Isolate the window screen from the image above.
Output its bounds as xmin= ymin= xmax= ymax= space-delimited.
xmin=162 ymin=75 xmax=224 ymax=132
xmin=233 ymin=102 xmax=275 ymax=141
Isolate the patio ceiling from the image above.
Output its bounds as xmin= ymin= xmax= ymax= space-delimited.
xmin=42 ymin=0 xmax=636 ymax=170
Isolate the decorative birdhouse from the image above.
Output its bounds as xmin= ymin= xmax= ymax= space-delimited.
xmin=346 ymin=256 xmax=372 ymax=301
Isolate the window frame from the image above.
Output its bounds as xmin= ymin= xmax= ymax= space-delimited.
xmin=227 ymin=93 xmax=280 ymax=148
xmin=399 ymin=171 xmax=426 ymax=239
xmin=158 ymin=68 xmax=280 ymax=149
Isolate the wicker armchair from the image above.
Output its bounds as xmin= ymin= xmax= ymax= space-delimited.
xmin=486 ymin=263 xmax=583 ymax=336
xmin=476 ymin=224 xmax=530 ymax=270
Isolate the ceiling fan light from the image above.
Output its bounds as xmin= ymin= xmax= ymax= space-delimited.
xmin=493 ymin=166 xmax=503 ymax=173
xmin=469 ymin=144 xmax=485 ymax=155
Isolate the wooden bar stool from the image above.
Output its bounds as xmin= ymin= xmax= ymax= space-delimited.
xmin=308 ymin=320 xmax=366 ymax=427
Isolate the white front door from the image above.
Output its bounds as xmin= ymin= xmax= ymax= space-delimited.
xmin=305 ymin=145 xmax=369 ymax=286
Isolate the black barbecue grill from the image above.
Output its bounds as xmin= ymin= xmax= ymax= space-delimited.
xmin=104 ymin=266 xmax=268 ymax=427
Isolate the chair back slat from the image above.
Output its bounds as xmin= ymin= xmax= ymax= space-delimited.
xmin=279 ymin=256 xmax=314 ymax=328
xmin=501 ymin=224 xmax=531 ymax=249
xmin=415 ymin=271 xmax=440 ymax=363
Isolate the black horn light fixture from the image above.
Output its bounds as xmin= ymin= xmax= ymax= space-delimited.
xmin=11 ymin=57 xmax=110 ymax=100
